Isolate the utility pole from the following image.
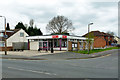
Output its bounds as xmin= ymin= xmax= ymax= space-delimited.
xmin=0 ymin=16 xmax=7 ymax=55
xmin=88 ymin=23 xmax=93 ymax=54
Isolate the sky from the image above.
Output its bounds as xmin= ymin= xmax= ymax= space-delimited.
xmin=0 ymin=0 xmax=119 ymax=36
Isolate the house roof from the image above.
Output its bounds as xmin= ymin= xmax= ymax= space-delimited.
xmin=82 ymin=31 xmax=113 ymax=37
xmin=0 ymin=29 xmax=21 ymax=39
xmin=7 ymin=29 xmax=20 ymax=38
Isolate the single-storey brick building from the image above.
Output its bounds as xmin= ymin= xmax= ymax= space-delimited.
xmin=27 ymin=35 xmax=94 ymax=51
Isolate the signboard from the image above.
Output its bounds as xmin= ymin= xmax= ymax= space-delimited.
xmin=4 ymin=35 xmax=8 ymax=38
xmin=52 ymin=35 xmax=58 ymax=38
xmin=62 ymin=35 xmax=67 ymax=38
xmin=0 ymin=33 xmax=4 ymax=37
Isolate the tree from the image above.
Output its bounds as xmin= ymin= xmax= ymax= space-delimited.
xmin=15 ymin=20 xmax=43 ymax=36
xmin=107 ymin=31 xmax=115 ymax=36
xmin=85 ymin=32 xmax=94 ymax=51
xmin=46 ymin=15 xmax=75 ymax=34
xmin=6 ymin=23 xmax=10 ymax=30
xmin=29 ymin=19 xmax=34 ymax=27
xmin=15 ymin=22 xmax=27 ymax=32
xmin=27 ymin=19 xmax=43 ymax=36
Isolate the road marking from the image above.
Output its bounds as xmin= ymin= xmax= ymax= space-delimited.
xmin=98 ymin=54 xmax=111 ymax=58
xmin=7 ymin=67 xmax=56 ymax=76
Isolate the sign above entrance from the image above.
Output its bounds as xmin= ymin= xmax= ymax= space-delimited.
xmin=62 ymin=35 xmax=67 ymax=38
xmin=52 ymin=35 xmax=58 ymax=38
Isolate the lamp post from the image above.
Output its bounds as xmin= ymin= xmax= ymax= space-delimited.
xmin=0 ymin=16 xmax=7 ymax=55
xmin=88 ymin=23 xmax=93 ymax=54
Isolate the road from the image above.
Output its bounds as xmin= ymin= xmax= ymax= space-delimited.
xmin=2 ymin=49 xmax=118 ymax=78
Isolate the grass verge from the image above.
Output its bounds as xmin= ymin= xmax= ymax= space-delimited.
xmin=72 ymin=47 xmax=120 ymax=54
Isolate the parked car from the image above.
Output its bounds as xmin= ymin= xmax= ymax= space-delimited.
xmin=116 ymin=44 xmax=120 ymax=47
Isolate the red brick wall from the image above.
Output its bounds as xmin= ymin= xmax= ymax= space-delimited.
xmin=68 ymin=41 xmax=72 ymax=51
xmin=94 ymin=37 xmax=106 ymax=48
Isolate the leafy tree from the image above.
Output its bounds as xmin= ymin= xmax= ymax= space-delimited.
xmin=15 ymin=20 xmax=43 ymax=36
xmin=6 ymin=23 xmax=10 ymax=30
xmin=27 ymin=19 xmax=43 ymax=36
xmin=46 ymin=15 xmax=75 ymax=34
xmin=85 ymin=32 xmax=94 ymax=51
xmin=15 ymin=22 xmax=27 ymax=32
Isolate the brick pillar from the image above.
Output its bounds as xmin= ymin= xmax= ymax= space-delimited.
xmin=68 ymin=41 xmax=72 ymax=51
xmin=83 ymin=41 xmax=86 ymax=50
xmin=77 ymin=41 xmax=80 ymax=50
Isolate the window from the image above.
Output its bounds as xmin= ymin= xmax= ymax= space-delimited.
xmin=62 ymin=40 xmax=67 ymax=47
xmin=72 ymin=43 xmax=77 ymax=48
xmin=54 ymin=39 xmax=60 ymax=47
xmin=0 ymin=42 xmax=5 ymax=47
xmin=39 ymin=42 xmax=42 ymax=48
xmin=20 ymin=32 xmax=24 ymax=37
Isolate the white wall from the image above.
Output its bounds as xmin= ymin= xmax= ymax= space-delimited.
xmin=7 ymin=29 xmax=29 ymax=47
xmin=30 ymin=41 xmax=39 ymax=50
xmin=118 ymin=39 xmax=120 ymax=44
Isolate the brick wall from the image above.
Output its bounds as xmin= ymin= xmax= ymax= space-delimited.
xmin=68 ymin=41 xmax=72 ymax=51
xmin=94 ymin=37 xmax=106 ymax=48
xmin=77 ymin=41 xmax=80 ymax=50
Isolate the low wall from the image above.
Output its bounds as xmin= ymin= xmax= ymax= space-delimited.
xmin=0 ymin=47 xmax=13 ymax=51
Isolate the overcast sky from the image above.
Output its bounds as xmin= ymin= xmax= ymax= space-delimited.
xmin=0 ymin=0 xmax=118 ymax=36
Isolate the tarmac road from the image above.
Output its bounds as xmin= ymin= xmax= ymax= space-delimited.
xmin=2 ymin=49 xmax=118 ymax=78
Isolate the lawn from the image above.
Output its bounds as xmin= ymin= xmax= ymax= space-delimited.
xmin=72 ymin=47 xmax=120 ymax=54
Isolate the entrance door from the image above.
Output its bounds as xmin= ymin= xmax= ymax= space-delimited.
xmin=43 ymin=42 xmax=48 ymax=50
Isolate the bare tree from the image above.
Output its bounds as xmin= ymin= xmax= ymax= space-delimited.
xmin=29 ymin=19 xmax=34 ymax=27
xmin=46 ymin=15 xmax=75 ymax=34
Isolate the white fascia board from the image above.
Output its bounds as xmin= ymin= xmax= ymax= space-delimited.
xmin=38 ymin=36 xmax=52 ymax=39
xmin=27 ymin=35 xmax=88 ymax=40
xmin=27 ymin=36 xmax=52 ymax=39
xmin=67 ymin=36 xmax=87 ymax=40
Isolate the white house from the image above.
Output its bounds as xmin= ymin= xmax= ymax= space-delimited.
xmin=114 ymin=36 xmax=120 ymax=44
xmin=0 ymin=29 xmax=29 ymax=51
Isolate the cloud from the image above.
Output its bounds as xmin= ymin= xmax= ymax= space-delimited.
xmin=0 ymin=0 xmax=118 ymax=36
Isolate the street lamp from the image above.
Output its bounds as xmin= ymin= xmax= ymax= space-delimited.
xmin=88 ymin=23 xmax=93 ymax=54
xmin=0 ymin=16 xmax=7 ymax=55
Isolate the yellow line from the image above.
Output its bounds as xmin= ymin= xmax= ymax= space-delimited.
xmin=98 ymin=54 xmax=111 ymax=58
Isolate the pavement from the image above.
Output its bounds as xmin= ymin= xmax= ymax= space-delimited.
xmin=0 ymin=49 xmax=119 ymax=60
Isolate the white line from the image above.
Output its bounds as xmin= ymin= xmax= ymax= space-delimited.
xmin=8 ymin=67 xmax=56 ymax=76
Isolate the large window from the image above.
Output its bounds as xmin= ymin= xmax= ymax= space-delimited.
xmin=54 ymin=39 xmax=60 ymax=47
xmin=39 ymin=42 xmax=43 ymax=48
xmin=62 ymin=40 xmax=67 ymax=47
xmin=20 ymin=32 xmax=24 ymax=37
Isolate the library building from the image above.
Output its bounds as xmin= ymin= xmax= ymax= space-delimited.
xmin=27 ymin=35 xmax=93 ymax=51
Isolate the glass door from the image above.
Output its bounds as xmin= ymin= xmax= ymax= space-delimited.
xmin=43 ymin=42 xmax=48 ymax=50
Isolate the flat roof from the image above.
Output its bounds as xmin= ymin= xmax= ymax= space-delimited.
xmin=26 ymin=35 xmax=87 ymax=40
